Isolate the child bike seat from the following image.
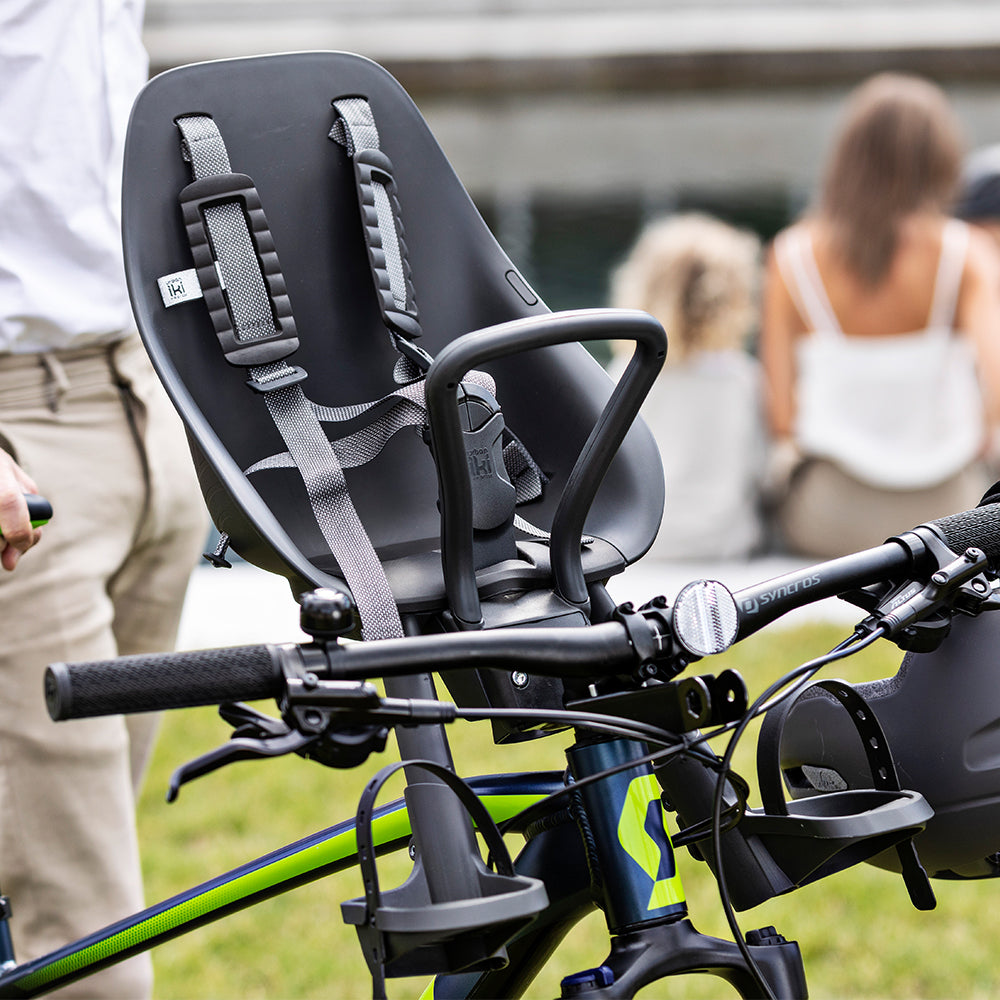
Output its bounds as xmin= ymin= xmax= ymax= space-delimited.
xmin=121 ymin=51 xmax=664 ymax=631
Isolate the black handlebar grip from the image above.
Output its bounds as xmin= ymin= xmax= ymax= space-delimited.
xmin=45 ymin=645 xmax=284 ymax=720
xmin=927 ymin=501 xmax=1000 ymax=567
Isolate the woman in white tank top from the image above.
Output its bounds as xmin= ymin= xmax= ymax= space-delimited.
xmin=762 ymin=73 xmax=1000 ymax=558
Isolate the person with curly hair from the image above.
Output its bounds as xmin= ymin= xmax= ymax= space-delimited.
xmin=611 ymin=212 xmax=767 ymax=560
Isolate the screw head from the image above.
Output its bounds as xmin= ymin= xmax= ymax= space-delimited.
xmin=511 ymin=671 xmax=529 ymax=689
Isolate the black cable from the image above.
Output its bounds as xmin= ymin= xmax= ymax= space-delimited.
xmin=496 ymin=725 xmax=739 ymax=837
xmin=709 ymin=625 xmax=888 ymax=1000
xmin=497 ymin=742 xmax=681 ymax=836
xmin=671 ymin=770 xmax=751 ymax=848
xmin=457 ymin=705 xmax=682 ymax=748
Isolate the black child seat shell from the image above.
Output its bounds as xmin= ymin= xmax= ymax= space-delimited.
xmin=121 ymin=51 xmax=665 ymax=645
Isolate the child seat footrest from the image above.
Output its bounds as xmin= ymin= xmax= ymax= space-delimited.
xmin=739 ymin=787 xmax=932 ymax=891
xmin=341 ymin=758 xmax=548 ymax=980
xmin=754 ymin=678 xmax=936 ymax=909
xmin=341 ymin=868 xmax=548 ymax=979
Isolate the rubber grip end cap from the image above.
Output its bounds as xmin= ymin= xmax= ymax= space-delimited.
xmin=45 ymin=663 xmax=71 ymax=721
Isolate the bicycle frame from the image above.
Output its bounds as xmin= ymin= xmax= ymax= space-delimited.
xmin=0 ymin=746 xmax=802 ymax=999
xmin=0 ymin=773 xmax=561 ymax=998
xmin=36 ymin=512 xmax=1000 ymax=997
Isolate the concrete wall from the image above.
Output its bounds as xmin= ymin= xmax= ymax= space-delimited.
xmin=142 ymin=1 xmax=1000 ymax=203
xmin=140 ymin=2 xmax=1000 ymax=306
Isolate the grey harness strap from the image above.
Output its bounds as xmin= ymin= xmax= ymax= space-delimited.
xmin=176 ymin=113 xmax=404 ymax=641
xmin=329 ymin=97 xmax=429 ymax=385
xmin=327 ymin=97 xmax=552 ymax=525
xmin=173 ymin=109 xmax=564 ymax=637
xmin=244 ymin=371 xmax=495 ymax=474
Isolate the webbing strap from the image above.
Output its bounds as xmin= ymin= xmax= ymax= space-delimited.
xmin=244 ymin=371 xmax=489 ymax=475
xmin=176 ymin=114 xmax=404 ymax=641
xmin=329 ymin=97 xmax=428 ymax=384
xmin=330 ymin=101 xmax=408 ymax=315
xmin=503 ymin=434 xmax=545 ymax=506
xmin=327 ymin=99 xmax=557 ymax=532
xmin=239 ymin=370 xmax=550 ymax=515
xmin=177 ymin=116 xmax=278 ymax=343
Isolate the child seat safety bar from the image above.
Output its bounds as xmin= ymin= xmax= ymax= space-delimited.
xmin=175 ymin=113 xmax=405 ymax=641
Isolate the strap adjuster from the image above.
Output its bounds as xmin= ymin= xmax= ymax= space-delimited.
xmin=246 ymin=366 xmax=309 ymax=394
xmin=179 ymin=172 xmax=300 ymax=368
xmin=393 ymin=336 xmax=433 ymax=374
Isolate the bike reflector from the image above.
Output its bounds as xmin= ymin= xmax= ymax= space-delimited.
xmin=672 ymin=580 xmax=739 ymax=658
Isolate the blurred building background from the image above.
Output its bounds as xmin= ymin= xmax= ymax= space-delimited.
xmin=143 ymin=0 xmax=1000 ymax=313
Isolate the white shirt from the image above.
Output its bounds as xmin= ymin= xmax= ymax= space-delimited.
xmin=0 ymin=0 xmax=148 ymax=353
xmin=613 ymin=349 xmax=768 ymax=561
xmin=777 ymin=221 xmax=984 ymax=490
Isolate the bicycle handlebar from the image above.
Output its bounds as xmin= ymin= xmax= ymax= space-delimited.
xmin=45 ymin=625 xmax=638 ymax=721
xmin=45 ymin=502 xmax=1000 ymax=723
xmin=734 ymin=502 xmax=1000 ymax=638
xmin=45 ymin=645 xmax=284 ymax=720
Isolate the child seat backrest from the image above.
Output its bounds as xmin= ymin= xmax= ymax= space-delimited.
xmin=121 ymin=51 xmax=664 ymax=622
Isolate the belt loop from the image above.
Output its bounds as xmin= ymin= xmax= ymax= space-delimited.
xmin=40 ymin=354 xmax=70 ymax=413
xmin=108 ymin=339 xmax=149 ymax=445
xmin=107 ymin=339 xmax=126 ymax=388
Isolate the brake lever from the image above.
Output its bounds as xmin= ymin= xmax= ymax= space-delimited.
xmin=168 ymin=697 xmax=393 ymax=801
xmin=860 ymin=532 xmax=995 ymax=650
xmin=167 ymin=726 xmax=318 ymax=802
xmin=219 ymin=700 xmax=290 ymax=739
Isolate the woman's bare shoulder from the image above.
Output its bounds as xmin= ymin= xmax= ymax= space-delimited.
xmin=957 ymin=223 xmax=1000 ymax=321
xmin=896 ymin=212 xmax=950 ymax=253
xmin=964 ymin=223 xmax=1000 ymax=275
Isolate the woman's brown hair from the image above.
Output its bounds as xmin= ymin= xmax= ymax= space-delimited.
xmin=818 ymin=72 xmax=963 ymax=286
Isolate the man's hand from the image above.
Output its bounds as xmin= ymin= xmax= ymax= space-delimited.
xmin=0 ymin=451 xmax=43 ymax=571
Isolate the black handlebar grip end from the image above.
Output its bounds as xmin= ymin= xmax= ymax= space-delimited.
xmin=928 ymin=501 xmax=1000 ymax=568
xmin=45 ymin=663 xmax=72 ymax=721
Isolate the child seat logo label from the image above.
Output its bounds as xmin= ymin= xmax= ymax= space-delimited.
xmin=617 ymin=774 xmax=685 ymax=911
xmin=467 ymin=447 xmax=493 ymax=479
xmin=157 ymin=268 xmax=204 ymax=308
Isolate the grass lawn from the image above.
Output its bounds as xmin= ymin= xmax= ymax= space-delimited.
xmin=136 ymin=621 xmax=1000 ymax=998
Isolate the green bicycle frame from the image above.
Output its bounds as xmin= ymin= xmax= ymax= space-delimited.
xmin=0 ymin=773 xmax=565 ymax=998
